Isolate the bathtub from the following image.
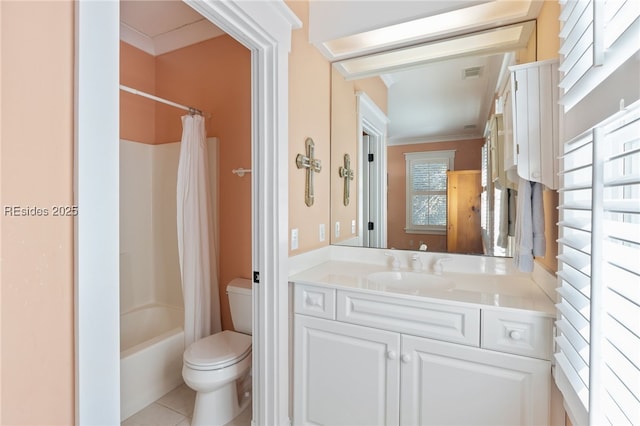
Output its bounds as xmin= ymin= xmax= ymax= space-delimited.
xmin=120 ymin=304 xmax=185 ymax=421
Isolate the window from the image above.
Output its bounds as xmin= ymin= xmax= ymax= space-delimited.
xmin=404 ymin=150 xmax=455 ymax=234
xmin=556 ymin=1 xmax=640 ymax=423
xmin=556 ymin=100 xmax=640 ymax=425
xmin=559 ymin=0 xmax=640 ymax=110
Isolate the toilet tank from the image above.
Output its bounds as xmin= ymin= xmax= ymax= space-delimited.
xmin=226 ymin=278 xmax=253 ymax=335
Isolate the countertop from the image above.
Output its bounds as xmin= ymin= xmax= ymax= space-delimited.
xmin=289 ymin=260 xmax=556 ymax=316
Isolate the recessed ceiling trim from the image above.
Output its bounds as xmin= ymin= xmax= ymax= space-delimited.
xmin=388 ymin=133 xmax=484 ymax=146
xmin=334 ymin=21 xmax=535 ymax=80
xmin=319 ymin=0 xmax=542 ymax=61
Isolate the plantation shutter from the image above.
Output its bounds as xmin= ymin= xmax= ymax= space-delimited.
xmin=556 ymin=100 xmax=640 ymax=424
xmin=558 ymin=0 xmax=640 ymax=111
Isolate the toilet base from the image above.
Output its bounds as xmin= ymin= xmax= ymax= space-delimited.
xmin=192 ymin=378 xmax=251 ymax=426
xmin=185 ymin=359 xmax=252 ymax=426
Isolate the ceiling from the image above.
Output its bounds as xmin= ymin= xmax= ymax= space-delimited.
xmin=120 ymin=0 xmax=224 ymax=56
xmin=386 ymin=53 xmax=505 ymax=144
xmin=119 ymin=0 xmax=541 ymax=144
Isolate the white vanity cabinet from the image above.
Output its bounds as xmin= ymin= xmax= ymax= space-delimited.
xmin=293 ymin=283 xmax=552 ymax=426
xmin=294 ymin=315 xmax=401 ymax=426
xmin=401 ymin=335 xmax=549 ymax=426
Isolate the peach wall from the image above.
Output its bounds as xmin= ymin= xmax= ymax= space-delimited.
xmin=331 ymin=68 xmax=388 ymax=244
xmin=120 ymin=36 xmax=251 ymax=331
xmin=0 ymin=1 xmax=75 ymax=424
xmin=156 ymin=37 xmax=251 ymax=331
xmin=287 ymin=0 xmax=332 ymax=255
xmin=330 ymin=69 xmax=357 ymax=244
xmin=120 ymin=42 xmax=156 ymax=144
xmin=534 ymin=0 xmax=560 ymax=274
xmin=387 ymin=139 xmax=484 ymax=251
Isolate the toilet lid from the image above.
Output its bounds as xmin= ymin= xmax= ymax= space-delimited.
xmin=184 ymin=330 xmax=251 ymax=371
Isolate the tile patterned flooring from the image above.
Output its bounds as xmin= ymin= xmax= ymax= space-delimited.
xmin=122 ymin=383 xmax=252 ymax=426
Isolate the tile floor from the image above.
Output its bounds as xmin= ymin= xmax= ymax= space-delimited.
xmin=122 ymin=383 xmax=252 ymax=426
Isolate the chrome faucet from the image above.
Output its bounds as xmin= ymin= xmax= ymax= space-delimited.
xmin=432 ymin=256 xmax=452 ymax=274
xmin=411 ymin=254 xmax=423 ymax=271
xmin=385 ymin=252 xmax=401 ymax=271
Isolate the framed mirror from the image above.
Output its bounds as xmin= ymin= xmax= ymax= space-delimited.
xmin=330 ymin=19 xmax=538 ymax=256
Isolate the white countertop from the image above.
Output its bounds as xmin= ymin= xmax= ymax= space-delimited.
xmin=289 ymin=260 xmax=556 ymax=316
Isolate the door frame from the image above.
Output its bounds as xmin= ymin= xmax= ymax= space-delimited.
xmin=74 ymin=2 xmax=300 ymax=425
xmin=356 ymin=92 xmax=389 ymax=248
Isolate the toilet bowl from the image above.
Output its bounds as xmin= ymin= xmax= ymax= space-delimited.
xmin=182 ymin=278 xmax=253 ymax=426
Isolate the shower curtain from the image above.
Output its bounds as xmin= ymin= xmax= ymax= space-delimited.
xmin=176 ymin=114 xmax=221 ymax=347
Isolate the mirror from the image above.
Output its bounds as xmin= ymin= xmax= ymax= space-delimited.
xmin=330 ymin=20 xmax=538 ymax=256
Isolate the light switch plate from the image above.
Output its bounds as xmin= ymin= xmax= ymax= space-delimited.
xmin=291 ymin=228 xmax=299 ymax=250
xmin=319 ymin=224 xmax=325 ymax=242
xmin=335 ymin=222 xmax=340 ymax=238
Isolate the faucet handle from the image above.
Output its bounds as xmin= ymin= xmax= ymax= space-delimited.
xmin=385 ymin=252 xmax=401 ymax=271
xmin=433 ymin=256 xmax=452 ymax=274
xmin=411 ymin=254 xmax=423 ymax=271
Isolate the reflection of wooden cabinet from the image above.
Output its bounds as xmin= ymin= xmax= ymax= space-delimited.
xmin=447 ymin=170 xmax=483 ymax=254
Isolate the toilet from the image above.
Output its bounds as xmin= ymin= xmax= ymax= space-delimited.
xmin=182 ymin=278 xmax=253 ymax=426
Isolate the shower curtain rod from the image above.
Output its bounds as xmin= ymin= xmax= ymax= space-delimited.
xmin=119 ymin=85 xmax=212 ymax=119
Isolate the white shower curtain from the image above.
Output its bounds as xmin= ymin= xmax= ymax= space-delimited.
xmin=176 ymin=114 xmax=221 ymax=347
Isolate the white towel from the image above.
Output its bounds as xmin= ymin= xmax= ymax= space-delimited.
xmin=497 ymin=186 xmax=509 ymax=249
xmin=514 ymin=178 xmax=546 ymax=272
xmin=531 ymin=182 xmax=546 ymax=256
xmin=497 ymin=187 xmax=517 ymax=248
xmin=508 ymin=188 xmax=517 ymax=237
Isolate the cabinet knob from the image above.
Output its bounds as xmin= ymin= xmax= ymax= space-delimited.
xmin=305 ymin=295 xmax=321 ymax=308
xmin=401 ymin=354 xmax=411 ymax=363
xmin=386 ymin=350 xmax=397 ymax=360
xmin=509 ymin=330 xmax=523 ymax=341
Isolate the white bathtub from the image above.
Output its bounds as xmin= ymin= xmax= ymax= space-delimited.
xmin=120 ymin=304 xmax=185 ymax=421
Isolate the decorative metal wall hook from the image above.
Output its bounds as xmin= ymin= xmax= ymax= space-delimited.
xmin=296 ymin=137 xmax=322 ymax=206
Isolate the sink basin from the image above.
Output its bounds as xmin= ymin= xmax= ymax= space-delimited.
xmin=367 ymin=271 xmax=454 ymax=293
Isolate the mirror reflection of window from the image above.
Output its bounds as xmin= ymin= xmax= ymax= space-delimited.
xmin=404 ymin=150 xmax=455 ymax=234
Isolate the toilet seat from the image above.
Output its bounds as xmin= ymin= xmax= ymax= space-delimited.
xmin=184 ymin=330 xmax=251 ymax=371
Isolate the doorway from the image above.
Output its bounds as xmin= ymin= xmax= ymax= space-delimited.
xmin=357 ymin=92 xmax=389 ymax=248
xmin=74 ymin=2 xmax=300 ymax=424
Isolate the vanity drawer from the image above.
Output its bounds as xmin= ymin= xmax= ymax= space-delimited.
xmin=337 ymin=290 xmax=480 ymax=346
xmin=295 ymin=284 xmax=336 ymax=320
xmin=481 ymin=310 xmax=554 ymax=360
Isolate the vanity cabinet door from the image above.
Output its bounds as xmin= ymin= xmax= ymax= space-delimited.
xmin=400 ymin=335 xmax=550 ymax=426
xmin=294 ymin=315 xmax=400 ymax=426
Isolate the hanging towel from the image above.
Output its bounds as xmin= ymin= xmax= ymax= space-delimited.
xmin=497 ymin=187 xmax=517 ymax=249
xmin=497 ymin=186 xmax=509 ymax=248
xmin=531 ymin=182 xmax=546 ymax=256
xmin=513 ymin=178 xmax=546 ymax=272
xmin=508 ymin=188 xmax=517 ymax=237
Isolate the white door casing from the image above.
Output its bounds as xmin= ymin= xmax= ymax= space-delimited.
xmin=356 ymin=91 xmax=389 ymax=248
xmin=74 ymin=1 xmax=301 ymax=425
